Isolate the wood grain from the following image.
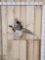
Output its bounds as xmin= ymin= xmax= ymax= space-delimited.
xmin=20 ymin=40 xmax=27 ymax=60
xmin=10 ymin=5 xmax=21 ymax=60
xmin=27 ymin=40 xmax=34 ymax=60
xmin=20 ymin=6 xmax=26 ymax=40
xmin=7 ymin=6 xmax=14 ymax=40
xmin=34 ymin=6 xmax=42 ymax=40
xmin=1 ymin=6 xmax=8 ymax=60
xmin=26 ymin=6 xmax=34 ymax=40
xmin=33 ymin=40 xmax=40 ymax=60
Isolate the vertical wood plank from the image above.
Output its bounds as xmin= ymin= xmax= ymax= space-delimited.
xmin=11 ymin=40 xmax=20 ymax=60
xmin=13 ymin=6 xmax=20 ymax=59
xmin=7 ymin=5 xmax=14 ymax=60
xmin=1 ymin=6 xmax=8 ymax=60
xmin=15 ymin=6 xmax=20 ymax=59
xmin=7 ymin=6 xmax=14 ymax=41
xmin=1 ymin=0 xmax=8 ymax=59
xmin=27 ymin=40 xmax=34 ymax=60
xmin=20 ymin=40 xmax=27 ymax=60
xmin=26 ymin=6 xmax=34 ymax=40
xmin=20 ymin=6 xmax=26 ymax=40
xmin=11 ymin=3 xmax=21 ymax=60
xmin=34 ymin=5 xmax=42 ymax=60
xmin=0 ymin=6 xmax=2 ymax=60
xmin=20 ymin=6 xmax=26 ymax=28
xmin=34 ymin=6 xmax=42 ymax=39
xmin=12 ymin=0 xmax=21 ymax=58
xmin=0 ymin=6 xmax=1 ymax=56
xmin=33 ymin=40 xmax=40 ymax=60
xmin=44 ymin=36 xmax=45 ymax=60
xmin=20 ymin=0 xmax=27 ymax=59
xmin=14 ymin=6 xmax=20 ymax=20
xmin=26 ymin=6 xmax=34 ymax=60
xmin=7 ymin=0 xmax=14 ymax=60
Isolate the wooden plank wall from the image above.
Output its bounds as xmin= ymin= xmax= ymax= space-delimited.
xmin=1 ymin=5 xmax=42 ymax=60
xmin=0 ymin=0 xmax=42 ymax=60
